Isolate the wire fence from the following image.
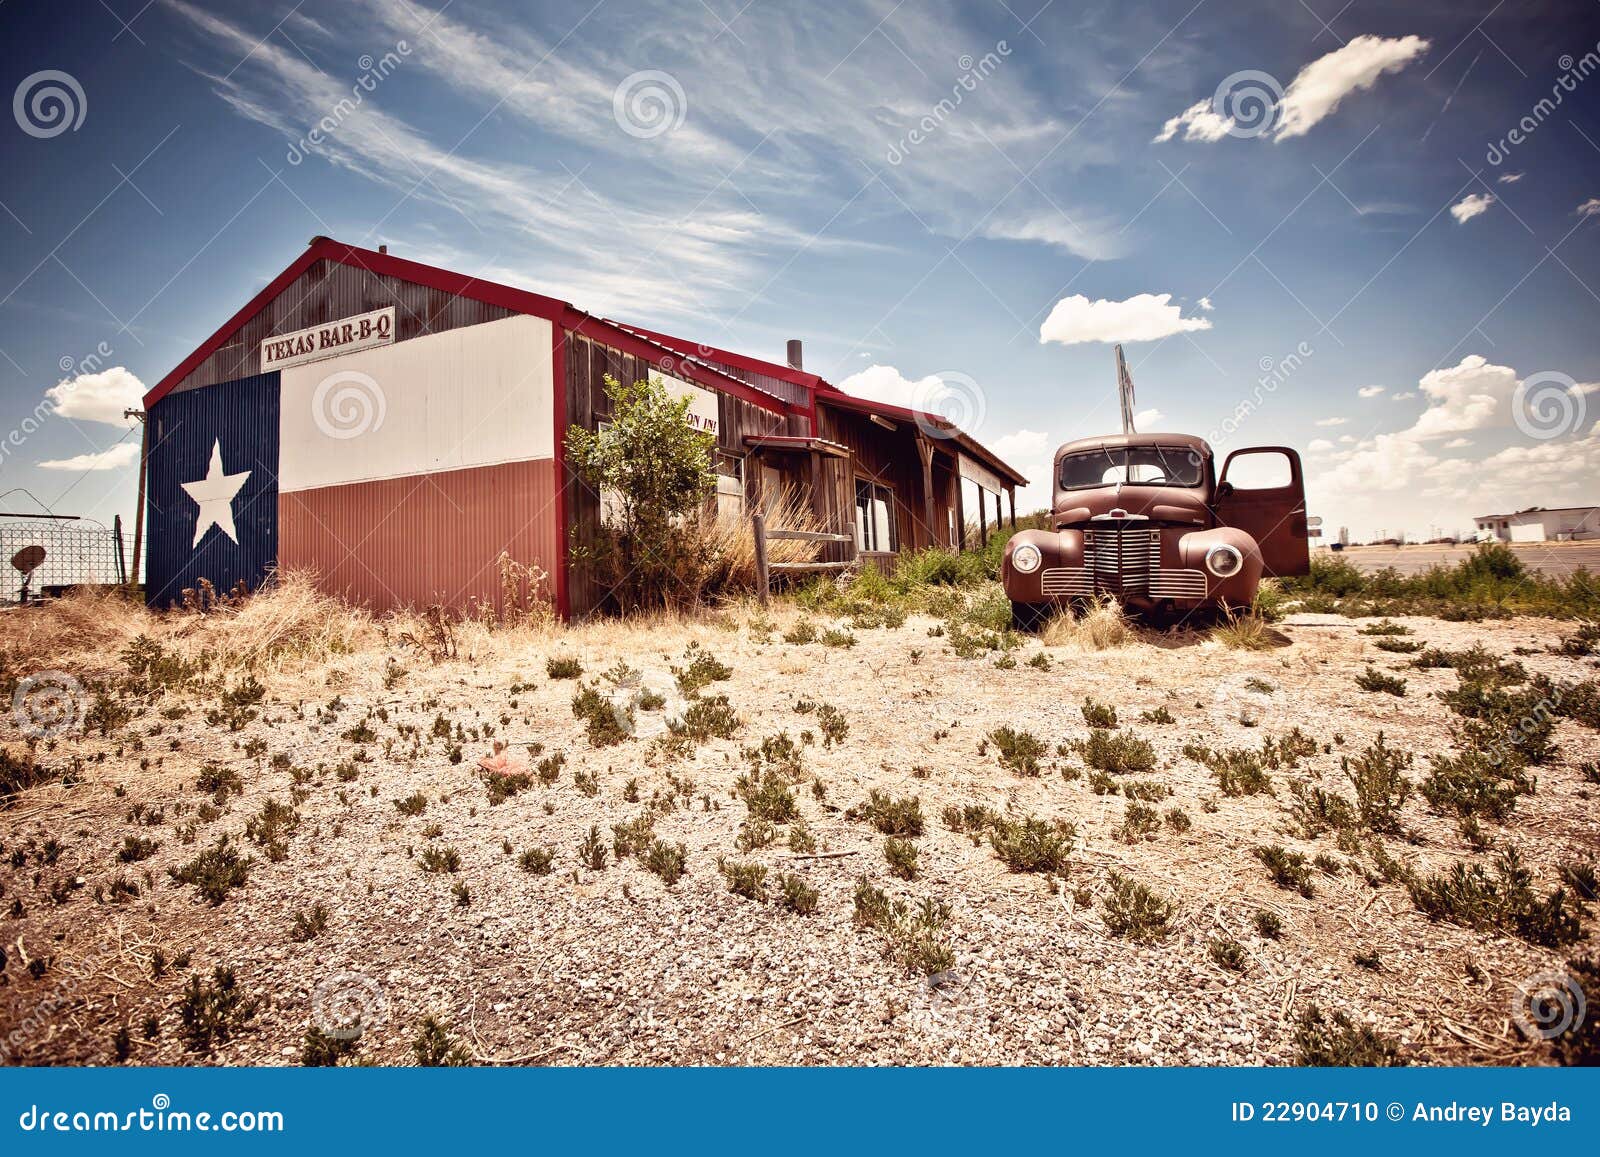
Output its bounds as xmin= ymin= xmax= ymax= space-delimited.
xmin=0 ymin=518 xmax=132 ymax=602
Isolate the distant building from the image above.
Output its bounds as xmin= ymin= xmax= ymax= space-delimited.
xmin=1473 ymin=506 xmax=1600 ymax=542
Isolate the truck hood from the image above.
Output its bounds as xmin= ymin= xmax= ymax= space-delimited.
xmin=1053 ymin=484 xmax=1210 ymax=528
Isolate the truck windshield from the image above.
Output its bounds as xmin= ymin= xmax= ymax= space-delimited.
xmin=1058 ymin=446 xmax=1205 ymax=490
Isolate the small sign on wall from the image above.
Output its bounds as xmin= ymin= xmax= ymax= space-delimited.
xmin=660 ymin=374 xmax=719 ymax=437
xmin=261 ymin=307 xmax=396 ymax=371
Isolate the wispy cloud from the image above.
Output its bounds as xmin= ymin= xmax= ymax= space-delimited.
xmin=1450 ymin=192 xmax=1494 ymax=223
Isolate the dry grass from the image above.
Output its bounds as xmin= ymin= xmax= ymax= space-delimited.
xmin=691 ymin=486 xmax=826 ymax=593
xmin=1210 ymin=609 xmax=1276 ymax=651
xmin=1042 ymin=595 xmax=1130 ymax=650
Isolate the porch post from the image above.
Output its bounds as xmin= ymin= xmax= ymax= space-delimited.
xmin=916 ymin=436 xmax=936 ymax=550
xmin=1008 ymin=487 xmax=1016 ymax=530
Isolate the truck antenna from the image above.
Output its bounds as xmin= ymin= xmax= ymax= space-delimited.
xmin=1114 ymin=344 xmax=1136 ymax=435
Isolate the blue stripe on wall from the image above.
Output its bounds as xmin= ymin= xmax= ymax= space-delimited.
xmin=145 ymin=372 xmax=280 ymax=607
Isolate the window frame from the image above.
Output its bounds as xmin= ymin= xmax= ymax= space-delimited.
xmin=854 ymin=476 xmax=898 ymax=554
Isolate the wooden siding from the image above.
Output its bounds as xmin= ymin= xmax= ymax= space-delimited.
xmin=168 ymin=258 xmax=516 ymax=396
xmin=561 ymin=330 xmax=791 ymax=619
xmin=815 ymin=401 xmax=960 ymax=558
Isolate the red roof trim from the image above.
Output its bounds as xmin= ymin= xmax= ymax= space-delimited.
xmin=616 ymin=324 xmax=823 ymax=390
xmin=142 ymin=237 xmax=798 ymax=418
xmin=561 ymin=313 xmax=795 ymax=416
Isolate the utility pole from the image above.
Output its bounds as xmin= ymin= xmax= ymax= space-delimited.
xmin=1114 ymin=344 xmax=1136 ymax=435
xmin=124 ymin=408 xmax=146 ymax=592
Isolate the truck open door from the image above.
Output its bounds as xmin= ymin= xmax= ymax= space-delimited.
xmin=1214 ymin=447 xmax=1310 ymax=577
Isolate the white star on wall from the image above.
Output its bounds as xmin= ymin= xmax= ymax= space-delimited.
xmin=181 ymin=439 xmax=251 ymax=549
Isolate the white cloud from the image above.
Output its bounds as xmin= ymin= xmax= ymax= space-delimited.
xmin=1357 ymin=385 xmax=1385 ymax=398
xmin=1307 ymin=438 xmax=1335 ymax=452
xmin=43 ymin=367 xmax=144 ymax=425
xmin=1450 ymin=193 xmax=1495 ymax=223
xmin=1314 ymin=417 xmax=1348 ymax=427
xmin=991 ymin=428 xmax=1051 ymax=461
xmin=1152 ymin=99 xmax=1234 ymax=144
xmin=1133 ymin=408 xmax=1163 ymax=428
xmin=37 ymin=442 xmax=140 ymax=472
xmin=1274 ymin=35 xmax=1431 ymax=140
xmin=1498 ymin=172 xmax=1523 ymax=184
xmin=836 ymin=364 xmax=945 ymax=410
xmin=1443 ymin=437 xmax=1472 ymax=449
xmin=1410 ymin=354 xmax=1516 ymax=439
xmin=1577 ymin=198 xmax=1600 ymax=218
xmin=1196 ymin=296 xmax=1214 ymax=311
xmin=1392 ymin=391 xmax=1417 ymax=401
xmin=1039 ymin=293 xmax=1212 ymax=345
xmin=1337 ymin=434 xmax=1356 ymax=443
xmin=979 ymin=213 xmax=1123 ymax=261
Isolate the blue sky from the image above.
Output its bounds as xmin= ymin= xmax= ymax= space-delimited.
xmin=2 ymin=0 xmax=1599 ymax=544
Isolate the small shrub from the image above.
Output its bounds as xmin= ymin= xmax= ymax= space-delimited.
xmin=1081 ymin=697 xmax=1118 ymax=729
xmin=118 ymin=835 xmax=160 ymax=863
xmin=412 ymin=1016 xmax=472 ymax=1066
xmin=884 ymin=837 xmax=919 ymax=880
xmin=169 ymin=836 xmax=251 ymax=905
xmin=301 ymin=1027 xmax=359 ymax=1066
xmin=717 ymin=857 xmax=768 ymax=901
xmin=1294 ymin=1003 xmax=1403 ymax=1067
xmin=984 ymin=726 xmax=1048 ymax=775
xmin=1116 ymin=801 xmax=1162 ymax=843
xmin=1343 ymin=733 xmax=1412 ymax=833
xmin=1255 ymin=844 xmax=1315 ymax=898
xmin=855 ymin=790 xmax=924 ymax=836
xmin=1252 ymin=909 xmax=1283 ymax=939
xmin=546 ymin=656 xmax=583 ymax=679
xmin=1355 ymin=666 xmax=1407 ymax=696
xmin=1408 ymin=847 xmax=1584 ymax=948
xmin=395 ymin=792 xmax=428 ymax=816
xmin=777 ymin=871 xmax=818 ymax=914
xmin=643 ymin=839 xmax=688 ymax=886
xmin=519 ymin=846 xmax=555 ymax=875
xmin=1139 ymin=706 xmax=1175 ymax=724
xmin=419 ymin=845 xmax=461 ymax=873
xmin=578 ymin=825 xmax=608 ymax=870
xmin=1077 ymin=729 xmax=1156 ymax=774
xmin=290 ymin=902 xmax=329 ymax=942
xmin=738 ymin=774 xmax=798 ymax=823
xmin=989 ymin=814 xmax=1073 ymax=874
xmin=1101 ymin=870 xmax=1176 ymax=941
xmin=1208 ymin=936 xmax=1248 ymax=972
xmin=178 ymin=967 xmax=258 ymax=1055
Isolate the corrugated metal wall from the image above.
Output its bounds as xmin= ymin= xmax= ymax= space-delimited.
xmin=278 ymin=459 xmax=558 ymax=613
xmin=145 ymin=372 xmax=280 ymax=606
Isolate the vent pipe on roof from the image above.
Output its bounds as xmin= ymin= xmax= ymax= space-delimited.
xmin=786 ymin=339 xmax=803 ymax=370
xmin=378 ymin=244 xmax=388 ymax=255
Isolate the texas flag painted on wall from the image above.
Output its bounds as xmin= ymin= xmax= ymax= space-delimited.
xmin=144 ymin=372 xmax=280 ymax=607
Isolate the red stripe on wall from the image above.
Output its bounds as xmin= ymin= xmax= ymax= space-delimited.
xmin=278 ymin=459 xmax=559 ymax=614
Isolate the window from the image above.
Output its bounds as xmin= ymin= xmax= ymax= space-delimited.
xmin=1220 ymin=448 xmax=1293 ymax=490
xmin=714 ymin=454 xmax=744 ymax=519
xmin=854 ymin=478 xmax=897 ymax=553
xmin=1059 ymin=445 xmax=1205 ymax=490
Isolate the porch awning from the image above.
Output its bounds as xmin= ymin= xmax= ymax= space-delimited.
xmin=743 ymin=434 xmax=851 ymax=458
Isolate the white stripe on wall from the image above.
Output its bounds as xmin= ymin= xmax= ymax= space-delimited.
xmin=278 ymin=314 xmax=554 ymax=493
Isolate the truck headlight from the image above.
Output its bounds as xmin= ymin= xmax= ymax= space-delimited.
xmin=1205 ymin=543 xmax=1243 ymax=578
xmin=1011 ymin=543 xmax=1042 ymax=574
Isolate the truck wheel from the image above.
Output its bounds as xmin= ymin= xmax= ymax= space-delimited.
xmin=1010 ymin=601 xmax=1048 ymax=633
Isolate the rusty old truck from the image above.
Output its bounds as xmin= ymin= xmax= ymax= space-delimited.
xmin=1001 ymin=433 xmax=1313 ymax=628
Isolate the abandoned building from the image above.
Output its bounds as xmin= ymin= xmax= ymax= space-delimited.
xmin=139 ymin=237 xmax=1026 ymax=618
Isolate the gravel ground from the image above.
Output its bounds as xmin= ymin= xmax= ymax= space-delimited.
xmin=2 ymin=606 xmax=1597 ymax=1066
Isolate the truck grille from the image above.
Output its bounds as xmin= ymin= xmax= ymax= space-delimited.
xmin=1038 ymin=527 xmax=1208 ymax=601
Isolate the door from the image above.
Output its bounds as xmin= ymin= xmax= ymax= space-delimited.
xmin=1214 ymin=447 xmax=1310 ymax=577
